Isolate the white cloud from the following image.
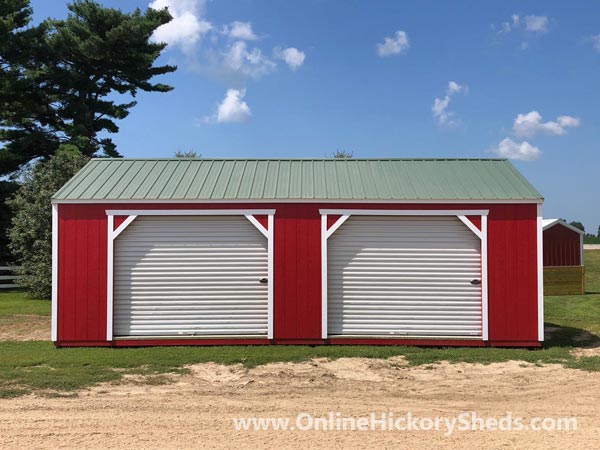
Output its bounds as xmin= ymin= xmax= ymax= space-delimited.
xmin=149 ymin=0 xmax=212 ymax=53
xmin=432 ymin=96 xmax=450 ymax=116
xmin=223 ymin=21 xmax=258 ymax=40
xmin=204 ymin=89 xmax=252 ymax=124
xmin=497 ymin=14 xmax=549 ymax=35
xmin=492 ymin=138 xmax=541 ymax=161
xmin=274 ymin=47 xmax=306 ymax=70
xmin=219 ymin=40 xmax=276 ymax=80
xmin=524 ymin=15 xmax=549 ymax=33
xmin=500 ymin=14 xmax=520 ymax=33
xmin=447 ymin=81 xmax=467 ymax=95
xmin=513 ymin=111 xmax=580 ymax=138
xmin=377 ymin=31 xmax=410 ymax=56
xmin=432 ymin=81 xmax=468 ymax=127
xmin=591 ymin=34 xmax=600 ymax=52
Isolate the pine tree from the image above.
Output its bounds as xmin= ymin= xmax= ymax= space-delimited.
xmin=0 ymin=0 xmax=176 ymax=175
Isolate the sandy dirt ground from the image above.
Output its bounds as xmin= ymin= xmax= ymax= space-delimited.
xmin=0 ymin=315 xmax=50 ymax=341
xmin=1 ymin=356 xmax=599 ymax=449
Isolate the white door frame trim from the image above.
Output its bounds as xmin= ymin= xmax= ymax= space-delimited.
xmin=105 ymin=209 xmax=276 ymax=341
xmin=320 ymin=209 xmax=489 ymax=340
xmin=112 ymin=215 xmax=138 ymax=240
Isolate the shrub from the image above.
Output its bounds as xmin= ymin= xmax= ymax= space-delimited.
xmin=8 ymin=145 xmax=89 ymax=298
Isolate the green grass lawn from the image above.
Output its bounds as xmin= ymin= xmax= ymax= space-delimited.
xmin=545 ymin=249 xmax=600 ymax=341
xmin=0 ymin=289 xmax=50 ymax=316
xmin=0 ymin=252 xmax=599 ymax=398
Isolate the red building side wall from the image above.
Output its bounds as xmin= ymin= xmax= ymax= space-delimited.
xmin=56 ymin=202 xmax=539 ymax=345
xmin=543 ymin=225 xmax=582 ymax=267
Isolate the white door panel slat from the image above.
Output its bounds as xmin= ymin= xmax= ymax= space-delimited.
xmin=114 ymin=215 xmax=269 ymax=337
xmin=328 ymin=215 xmax=482 ymax=338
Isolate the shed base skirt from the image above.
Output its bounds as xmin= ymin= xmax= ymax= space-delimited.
xmin=55 ymin=339 xmax=542 ymax=348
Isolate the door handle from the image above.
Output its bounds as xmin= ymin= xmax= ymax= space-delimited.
xmin=259 ymin=278 xmax=268 ymax=284
xmin=470 ymin=279 xmax=481 ymax=286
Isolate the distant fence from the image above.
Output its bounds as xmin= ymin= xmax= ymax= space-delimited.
xmin=0 ymin=265 xmax=20 ymax=289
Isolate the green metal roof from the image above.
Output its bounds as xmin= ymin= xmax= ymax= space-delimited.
xmin=53 ymin=158 xmax=543 ymax=201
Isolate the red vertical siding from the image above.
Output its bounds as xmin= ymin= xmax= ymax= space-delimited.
xmin=274 ymin=204 xmax=322 ymax=339
xmin=466 ymin=215 xmax=481 ymax=230
xmin=543 ymin=225 xmax=581 ymax=266
xmin=486 ymin=204 xmax=538 ymax=341
xmin=58 ymin=205 xmax=107 ymax=341
xmin=56 ymin=202 xmax=540 ymax=345
xmin=252 ymin=214 xmax=268 ymax=230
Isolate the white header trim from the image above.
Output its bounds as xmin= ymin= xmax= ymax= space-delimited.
xmin=53 ymin=198 xmax=543 ymax=205
xmin=106 ymin=209 xmax=275 ymax=216
xmin=320 ymin=209 xmax=489 ymax=217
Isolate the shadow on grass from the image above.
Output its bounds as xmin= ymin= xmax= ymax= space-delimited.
xmin=544 ymin=322 xmax=600 ymax=349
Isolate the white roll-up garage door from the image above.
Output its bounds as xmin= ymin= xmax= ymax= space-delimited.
xmin=113 ymin=215 xmax=269 ymax=337
xmin=328 ymin=215 xmax=482 ymax=338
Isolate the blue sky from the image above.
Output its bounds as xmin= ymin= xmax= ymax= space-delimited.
xmin=31 ymin=0 xmax=600 ymax=232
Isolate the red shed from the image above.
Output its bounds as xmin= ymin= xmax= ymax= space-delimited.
xmin=51 ymin=158 xmax=544 ymax=347
xmin=542 ymin=218 xmax=585 ymax=295
xmin=542 ymin=219 xmax=584 ymax=267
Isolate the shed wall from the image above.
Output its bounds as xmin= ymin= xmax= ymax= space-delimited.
xmin=543 ymin=225 xmax=582 ymax=267
xmin=56 ymin=202 xmax=539 ymax=345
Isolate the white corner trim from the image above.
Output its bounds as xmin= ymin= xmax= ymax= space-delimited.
xmin=106 ymin=214 xmax=114 ymax=341
xmin=319 ymin=209 xmax=489 ymax=217
xmin=51 ymin=204 xmax=59 ymax=342
xmin=112 ymin=215 xmax=137 ymax=240
xmin=537 ymin=204 xmax=544 ymax=342
xmin=267 ymin=214 xmax=274 ymax=339
xmin=245 ymin=215 xmax=269 ymax=239
xmin=580 ymin=233 xmax=584 ymax=266
xmin=457 ymin=215 xmax=483 ymax=240
xmin=321 ymin=214 xmax=328 ymax=339
xmin=106 ymin=209 xmax=275 ymax=216
xmin=481 ymin=215 xmax=489 ymax=341
xmin=325 ymin=215 xmax=350 ymax=239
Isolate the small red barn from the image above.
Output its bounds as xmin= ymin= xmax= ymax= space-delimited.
xmin=542 ymin=219 xmax=584 ymax=267
xmin=542 ymin=218 xmax=585 ymax=295
xmin=51 ymin=158 xmax=544 ymax=347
